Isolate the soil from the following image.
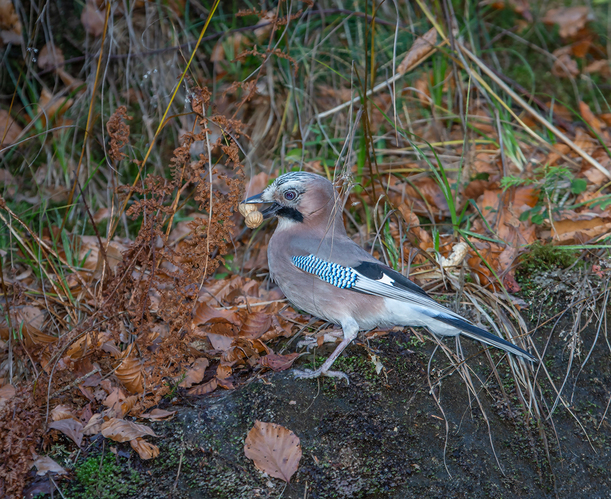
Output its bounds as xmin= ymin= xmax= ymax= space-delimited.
xmin=52 ymin=275 xmax=611 ymax=499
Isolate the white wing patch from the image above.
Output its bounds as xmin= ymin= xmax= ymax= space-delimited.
xmin=377 ymin=273 xmax=395 ymax=286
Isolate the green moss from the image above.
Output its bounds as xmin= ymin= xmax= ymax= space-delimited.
xmin=67 ymin=454 xmax=143 ymax=499
xmin=517 ymin=242 xmax=578 ymax=278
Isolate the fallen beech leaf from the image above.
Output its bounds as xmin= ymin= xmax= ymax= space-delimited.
xmin=206 ymin=332 xmax=235 ymax=351
xmin=552 ymin=215 xmax=606 ymax=238
xmin=139 ymin=408 xmax=176 ymax=421
xmin=38 ymin=88 xmax=73 ymax=126
xmin=50 ymin=404 xmax=75 ymax=421
xmin=552 ymin=52 xmax=578 ymax=78
xmin=0 ymin=383 xmax=15 ymax=411
xmin=83 ymin=413 xmax=104 ymax=435
xmin=49 ymin=418 xmax=84 ymax=447
xmin=211 ymin=40 xmax=224 ymax=62
xmin=193 ymin=302 xmax=240 ymax=326
xmin=120 ymin=395 xmax=139 ymax=418
xmin=32 ymin=455 xmax=67 ymax=476
xmin=187 ymin=377 xmax=217 ymax=396
xmin=81 ymin=0 xmax=105 ymax=37
xmin=259 ymin=353 xmax=300 ymax=372
xmin=543 ymin=7 xmax=591 ymax=39
xmin=102 ymin=386 xmax=128 ymax=417
xmin=216 ymin=364 xmax=232 ymax=379
xmin=216 ymin=377 xmax=235 ymax=390
xmin=179 ymin=357 xmax=209 ymax=388
xmin=244 ymin=421 xmax=302 ymax=483
xmin=115 ymin=350 xmax=144 ymax=394
xmin=239 ymin=312 xmax=272 ymax=339
xmin=553 ymin=222 xmax=611 ymax=245
xmin=37 ymin=43 xmax=64 ymax=71
xmin=579 ymin=101 xmax=605 ymax=135
xmin=130 ymin=437 xmax=160 ymax=460
xmin=0 ymin=0 xmax=22 ymax=44
xmin=198 ymin=275 xmax=244 ymax=304
xmin=397 ymin=27 xmax=437 ymax=75
xmin=101 ymin=418 xmax=157 ymax=443
xmin=0 ymin=109 xmax=22 ymax=146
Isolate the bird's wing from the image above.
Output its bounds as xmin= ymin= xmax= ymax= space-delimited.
xmin=291 ymin=253 xmax=536 ymax=361
xmin=291 ymin=254 xmax=460 ymax=317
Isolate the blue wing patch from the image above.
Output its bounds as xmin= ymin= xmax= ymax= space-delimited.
xmin=292 ymin=254 xmax=358 ymax=289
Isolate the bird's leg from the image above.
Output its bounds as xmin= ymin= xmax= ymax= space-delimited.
xmin=293 ymin=318 xmax=359 ymax=384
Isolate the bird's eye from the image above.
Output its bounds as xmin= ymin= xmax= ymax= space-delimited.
xmin=284 ymin=190 xmax=297 ymax=201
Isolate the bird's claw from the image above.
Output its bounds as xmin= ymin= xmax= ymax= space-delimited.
xmin=292 ymin=368 xmax=350 ymax=384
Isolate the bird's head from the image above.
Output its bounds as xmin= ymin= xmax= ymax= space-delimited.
xmin=242 ymin=172 xmax=342 ymax=230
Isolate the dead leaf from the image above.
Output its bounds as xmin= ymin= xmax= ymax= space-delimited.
xmin=0 ymin=0 xmax=22 ymax=45
xmin=37 ymin=43 xmax=64 ymax=71
xmin=0 ymin=383 xmax=15 ymax=411
xmin=0 ymin=306 xmax=56 ymax=348
xmin=404 ymin=177 xmax=449 ymax=219
xmin=50 ymin=404 xmax=75 ymax=421
xmin=130 ymin=438 xmax=160 ymax=460
xmin=245 ymin=171 xmax=271 ymax=199
xmin=115 ymin=350 xmax=144 ymax=394
xmin=397 ymin=28 xmax=437 ymax=75
xmin=254 ymin=10 xmax=275 ymax=42
xmin=559 ymin=222 xmax=611 ymax=245
xmin=552 ymin=51 xmax=579 ymax=78
xmin=216 ymin=364 xmax=232 ymax=379
xmin=120 ymin=395 xmax=139 ymax=417
xmin=192 ymin=302 xmax=240 ymax=326
xmin=83 ymin=413 xmax=104 ymax=435
xmin=412 ymin=73 xmax=432 ymax=107
xmin=49 ymin=418 xmax=84 ymax=447
xmin=102 ymin=386 xmax=128 ymax=416
xmin=584 ymin=60 xmax=611 ymax=80
xmin=0 ymin=109 xmax=22 ymax=147
xmin=101 ymin=418 xmax=157 ymax=443
xmin=187 ymin=377 xmax=217 ymax=396
xmin=543 ymin=7 xmax=591 ymax=39
xmin=239 ymin=312 xmax=272 ymax=339
xmin=259 ymin=353 xmax=300 ymax=372
xmin=32 ymin=455 xmax=67 ymax=476
xmin=211 ymin=40 xmax=224 ymax=63
xmin=81 ymin=0 xmax=105 ymax=37
xmin=38 ymin=88 xmax=73 ymax=127
xmin=579 ymin=101 xmax=605 ymax=135
xmin=198 ymin=275 xmax=244 ymax=304
xmin=179 ymin=357 xmax=209 ymax=388
xmin=206 ymin=332 xmax=234 ymax=351
xmin=583 ymin=167 xmax=607 ymax=187
xmin=244 ymin=421 xmax=302 ymax=483
xmin=139 ymin=408 xmax=176 ymax=421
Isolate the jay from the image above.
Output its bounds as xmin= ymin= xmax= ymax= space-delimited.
xmin=243 ymin=172 xmax=535 ymax=381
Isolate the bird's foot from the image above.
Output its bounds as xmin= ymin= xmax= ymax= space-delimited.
xmin=292 ymin=368 xmax=350 ymax=384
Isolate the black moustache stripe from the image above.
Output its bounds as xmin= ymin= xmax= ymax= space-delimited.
xmin=276 ymin=207 xmax=304 ymax=223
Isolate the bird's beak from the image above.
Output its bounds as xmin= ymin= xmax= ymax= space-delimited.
xmin=242 ymin=192 xmax=281 ymax=219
